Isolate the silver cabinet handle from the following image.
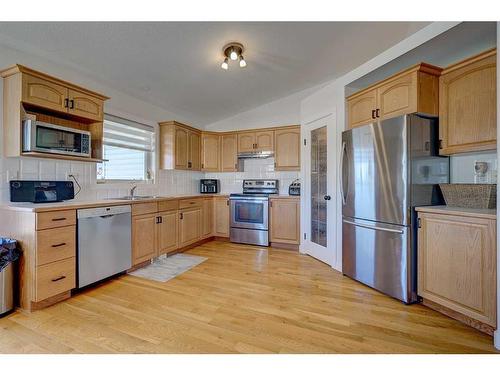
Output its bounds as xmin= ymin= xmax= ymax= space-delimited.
xmin=342 ymin=219 xmax=404 ymax=234
xmin=339 ymin=141 xmax=347 ymax=205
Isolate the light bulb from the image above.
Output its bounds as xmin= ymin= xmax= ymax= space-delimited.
xmin=229 ymin=49 xmax=238 ymax=61
xmin=221 ymin=58 xmax=229 ymax=70
xmin=239 ymin=55 xmax=247 ymax=68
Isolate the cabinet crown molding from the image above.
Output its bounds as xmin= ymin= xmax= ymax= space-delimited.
xmin=0 ymin=64 xmax=110 ymax=100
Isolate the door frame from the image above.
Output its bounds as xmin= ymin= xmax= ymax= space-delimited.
xmin=300 ymin=112 xmax=337 ymax=268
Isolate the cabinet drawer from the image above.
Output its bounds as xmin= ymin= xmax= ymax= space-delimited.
xmin=36 ymin=210 xmax=76 ymax=230
xmin=158 ymin=200 xmax=179 ymax=212
xmin=35 ymin=257 xmax=76 ymax=302
xmin=37 ymin=226 xmax=76 ymax=266
xmin=132 ymin=202 xmax=158 ymax=216
xmin=179 ymin=198 xmax=202 ymax=209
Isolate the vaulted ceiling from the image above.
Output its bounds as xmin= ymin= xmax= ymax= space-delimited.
xmin=0 ymin=22 xmax=430 ymax=125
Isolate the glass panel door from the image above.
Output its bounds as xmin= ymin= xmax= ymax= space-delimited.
xmin=311 ymin=126 xmax=327 ymax=247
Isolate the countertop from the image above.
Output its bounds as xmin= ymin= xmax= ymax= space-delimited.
xmin=415 ymin=205 xmax=497 ymax=220
xmin=0 ymin=193 xmax=299 ymax=213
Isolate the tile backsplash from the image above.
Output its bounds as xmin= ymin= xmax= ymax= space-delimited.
xmin=450 ymin=151 xmax=498 ymax=184
xmin=0 ymin=156 xmax=203 ymax=203
xmin=0 ymin=156 xmax=296 ymax=203
xmin=205 ymin=157 xmax=300 ymax=194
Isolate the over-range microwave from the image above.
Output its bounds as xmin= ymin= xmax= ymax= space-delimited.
xmin=23 ymin=119 xmax=91 ymax=158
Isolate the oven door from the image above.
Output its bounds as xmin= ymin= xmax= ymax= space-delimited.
xmin=230 ymin=197 xmax=269 ymax=230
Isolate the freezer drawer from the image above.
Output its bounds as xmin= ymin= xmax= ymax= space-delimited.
xmin=342 ymin=217 xmax=416 ymax=303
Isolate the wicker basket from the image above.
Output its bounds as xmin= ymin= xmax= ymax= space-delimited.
xmin=439 ymin=184 xmax=497 ymax=209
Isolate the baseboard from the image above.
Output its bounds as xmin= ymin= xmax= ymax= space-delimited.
xmin=270 ymin=242 xmax=299 ymax=251
xmin=422 ymin=299 xmax=495 ymax=336
xmin=29 ymin=290 xmax=71 ymax=312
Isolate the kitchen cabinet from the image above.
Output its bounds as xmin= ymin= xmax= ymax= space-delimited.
xmin=201 ymin=198 xmax=214 ymax=238
xmin=237 ymin=130 xmax=274 ymax=153
xmin=439 ymin=48 xmax=497 ymax=155
xmin=346 ymin=63 xmax=441 ymax=128
xmin=159 ymin=121 xmax=202 ymax=170
xmin=67 ymin=88 xmax=104 ymax=122
xmin=274 ymin=126 xmax=301 ymax=171
xmin=270 ymin=198 xmax=300 ymax=245
xmin=201 ymin=133 xmax=221 ymax=171
xmin=214 ymin=197 xmax=230 ymax=237
xmin=132 ymin=213 xmax=158 ymax=265
xmin=22 ymin=73 xmax=68 ymax=113
xmin=417 ymin=209 xmax=497 ymax=332
xmin=221 ymin=133 xmax=238 ymax=172
xmin=179 ymin=207 xmax=202 ymax=247
xmin=158 ymin=210 xmax=178 ymax=256
xmin=1 ymin=65 xmax=108 ymax=161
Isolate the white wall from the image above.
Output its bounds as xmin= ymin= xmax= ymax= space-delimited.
xmin=204 ymin=85 xmax=320 ymax=131
xmin=450 ymin=151 xmax=498 ymax=184
xmin=0 ymin=42 xmax=204 ymax=203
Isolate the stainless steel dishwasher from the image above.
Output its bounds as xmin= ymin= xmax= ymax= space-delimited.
xmin=77 ymin=205 xmax=132 ymax=288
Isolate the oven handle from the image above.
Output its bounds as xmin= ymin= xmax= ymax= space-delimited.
xmin=230 ymin=197 xmax=269 ymax=202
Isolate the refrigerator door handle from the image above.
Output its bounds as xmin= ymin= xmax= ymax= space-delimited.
xmin=342 ymin=219 xmax=404 ymax=234
xmin=339 ymin=141 xmax=347 ymax=205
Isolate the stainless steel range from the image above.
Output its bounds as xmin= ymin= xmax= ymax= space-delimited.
xmin=229 ymin=179 xmax=279 ymax=246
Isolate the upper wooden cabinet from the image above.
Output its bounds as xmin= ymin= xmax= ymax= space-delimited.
xmin=274 ymin=126 xmax=301 ymax=171
xmin=220 ymin=133 xmax=238 ymax=172
xmin=1 ymin=65 xmax=109 ymax=161
xmin=417 ymin=210 xmax=497 ymax=331
xmin=346 ymin=63 xmax=442 ymax=128
xmin=439 ymin=49 xmax=497 ymax=155
xmin=201 ymin=133 xmax=221 ymax=171
xmin=159 ymin=121 xmax=202 ymax=171
xmin=238 ymin=130 xmax=274 ymax=152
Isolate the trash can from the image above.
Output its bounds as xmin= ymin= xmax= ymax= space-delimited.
xmin=0 ymin=238 xmax=20 ymax=316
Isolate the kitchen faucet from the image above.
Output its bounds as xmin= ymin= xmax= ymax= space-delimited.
xmin=130 ymin=185 xmax=138 ymax=197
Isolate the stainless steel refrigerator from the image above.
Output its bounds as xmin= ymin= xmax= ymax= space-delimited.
xmin=341 ymin=114 xmax=449 ymax=303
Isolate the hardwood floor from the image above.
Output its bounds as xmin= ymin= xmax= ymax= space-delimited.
xmin=0 ymin=240 xmax=497 ymax=353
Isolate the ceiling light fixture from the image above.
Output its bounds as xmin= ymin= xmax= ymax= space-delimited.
xmin=221 ymin=42 xmax=246 ymax=70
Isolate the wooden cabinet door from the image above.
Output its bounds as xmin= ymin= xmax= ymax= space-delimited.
xmin=376 ymin=71 xmax=417 ymax=121
xmin=201 ymin=198 xmax=214 ymax=238
xmin=238 ymin=132 xmax=256 ymax=153
xmin=270 ymin=199 xmax=300 ymax=244
xmin=274 ymin=127 xmax=300 ymax=171
xmin=347 ymin=89 xmax=377 ymax=128
xmin=418 ymin=213 xmax=496 ymax=326
xmin=439 ymin=51 xmax=497 ymax=154
xmin=158 ymin=211 xmax=178 ymax=255
xmin=22 ymin=74 xmax=68 ymax=113
xmin=201 ymin=133 xmax=220 ymax=171
xmin=214 ymin=198 xmax=230 ymax=237
xmin=221 ymin=133 xmax=238 ymax=172
xmin=174 ymin=127 xmax=189 ymax=169
xmin=179 ymin=208 xmax=201 ymax=247
xmin=189 ymin=131 xmax=201 ymax=170
xmin=255 ymin=130 xmax=274 ymax=152
xmin=132 ymin=213 xmax=157 ymax=266
xmin=67 ymin=89 xmax=103 ymax=121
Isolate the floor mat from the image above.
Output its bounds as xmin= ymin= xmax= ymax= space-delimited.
xmin=129 ymin=253 xmax=207 ymax=282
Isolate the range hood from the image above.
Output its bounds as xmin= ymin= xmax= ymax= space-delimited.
xmin=237 ymin=151 xmax=274 ymax=159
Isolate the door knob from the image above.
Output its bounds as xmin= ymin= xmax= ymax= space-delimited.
xmin=324 ymin=195 xmax=331 ymax=200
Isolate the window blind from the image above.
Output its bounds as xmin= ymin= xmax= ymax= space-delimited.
xmin=103 ymin=114 xmax=154 ymax=152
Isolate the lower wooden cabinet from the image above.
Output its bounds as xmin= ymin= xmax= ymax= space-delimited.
xmin=202 ymin=198 xmax=214 ymax=238
xmin=179 ymin=208 xmax=202 ymax=247
xmin=132 ymin=213 xmax=158 ymax=265
xmin=35 ymin=257 xmax=76 ymax=302
xmin=214 ymin=197 xmax=230 ymax=237
xmin=158 ymin=210 xmax=178 ymax=255
xmin=417 ymin=211 xmax=497 ymax=329
xmin=269 ymin=198 xmax=300 ymax=245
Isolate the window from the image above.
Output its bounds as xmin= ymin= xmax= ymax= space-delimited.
xmin=97 ymin=114 xmax=155 ymax=182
